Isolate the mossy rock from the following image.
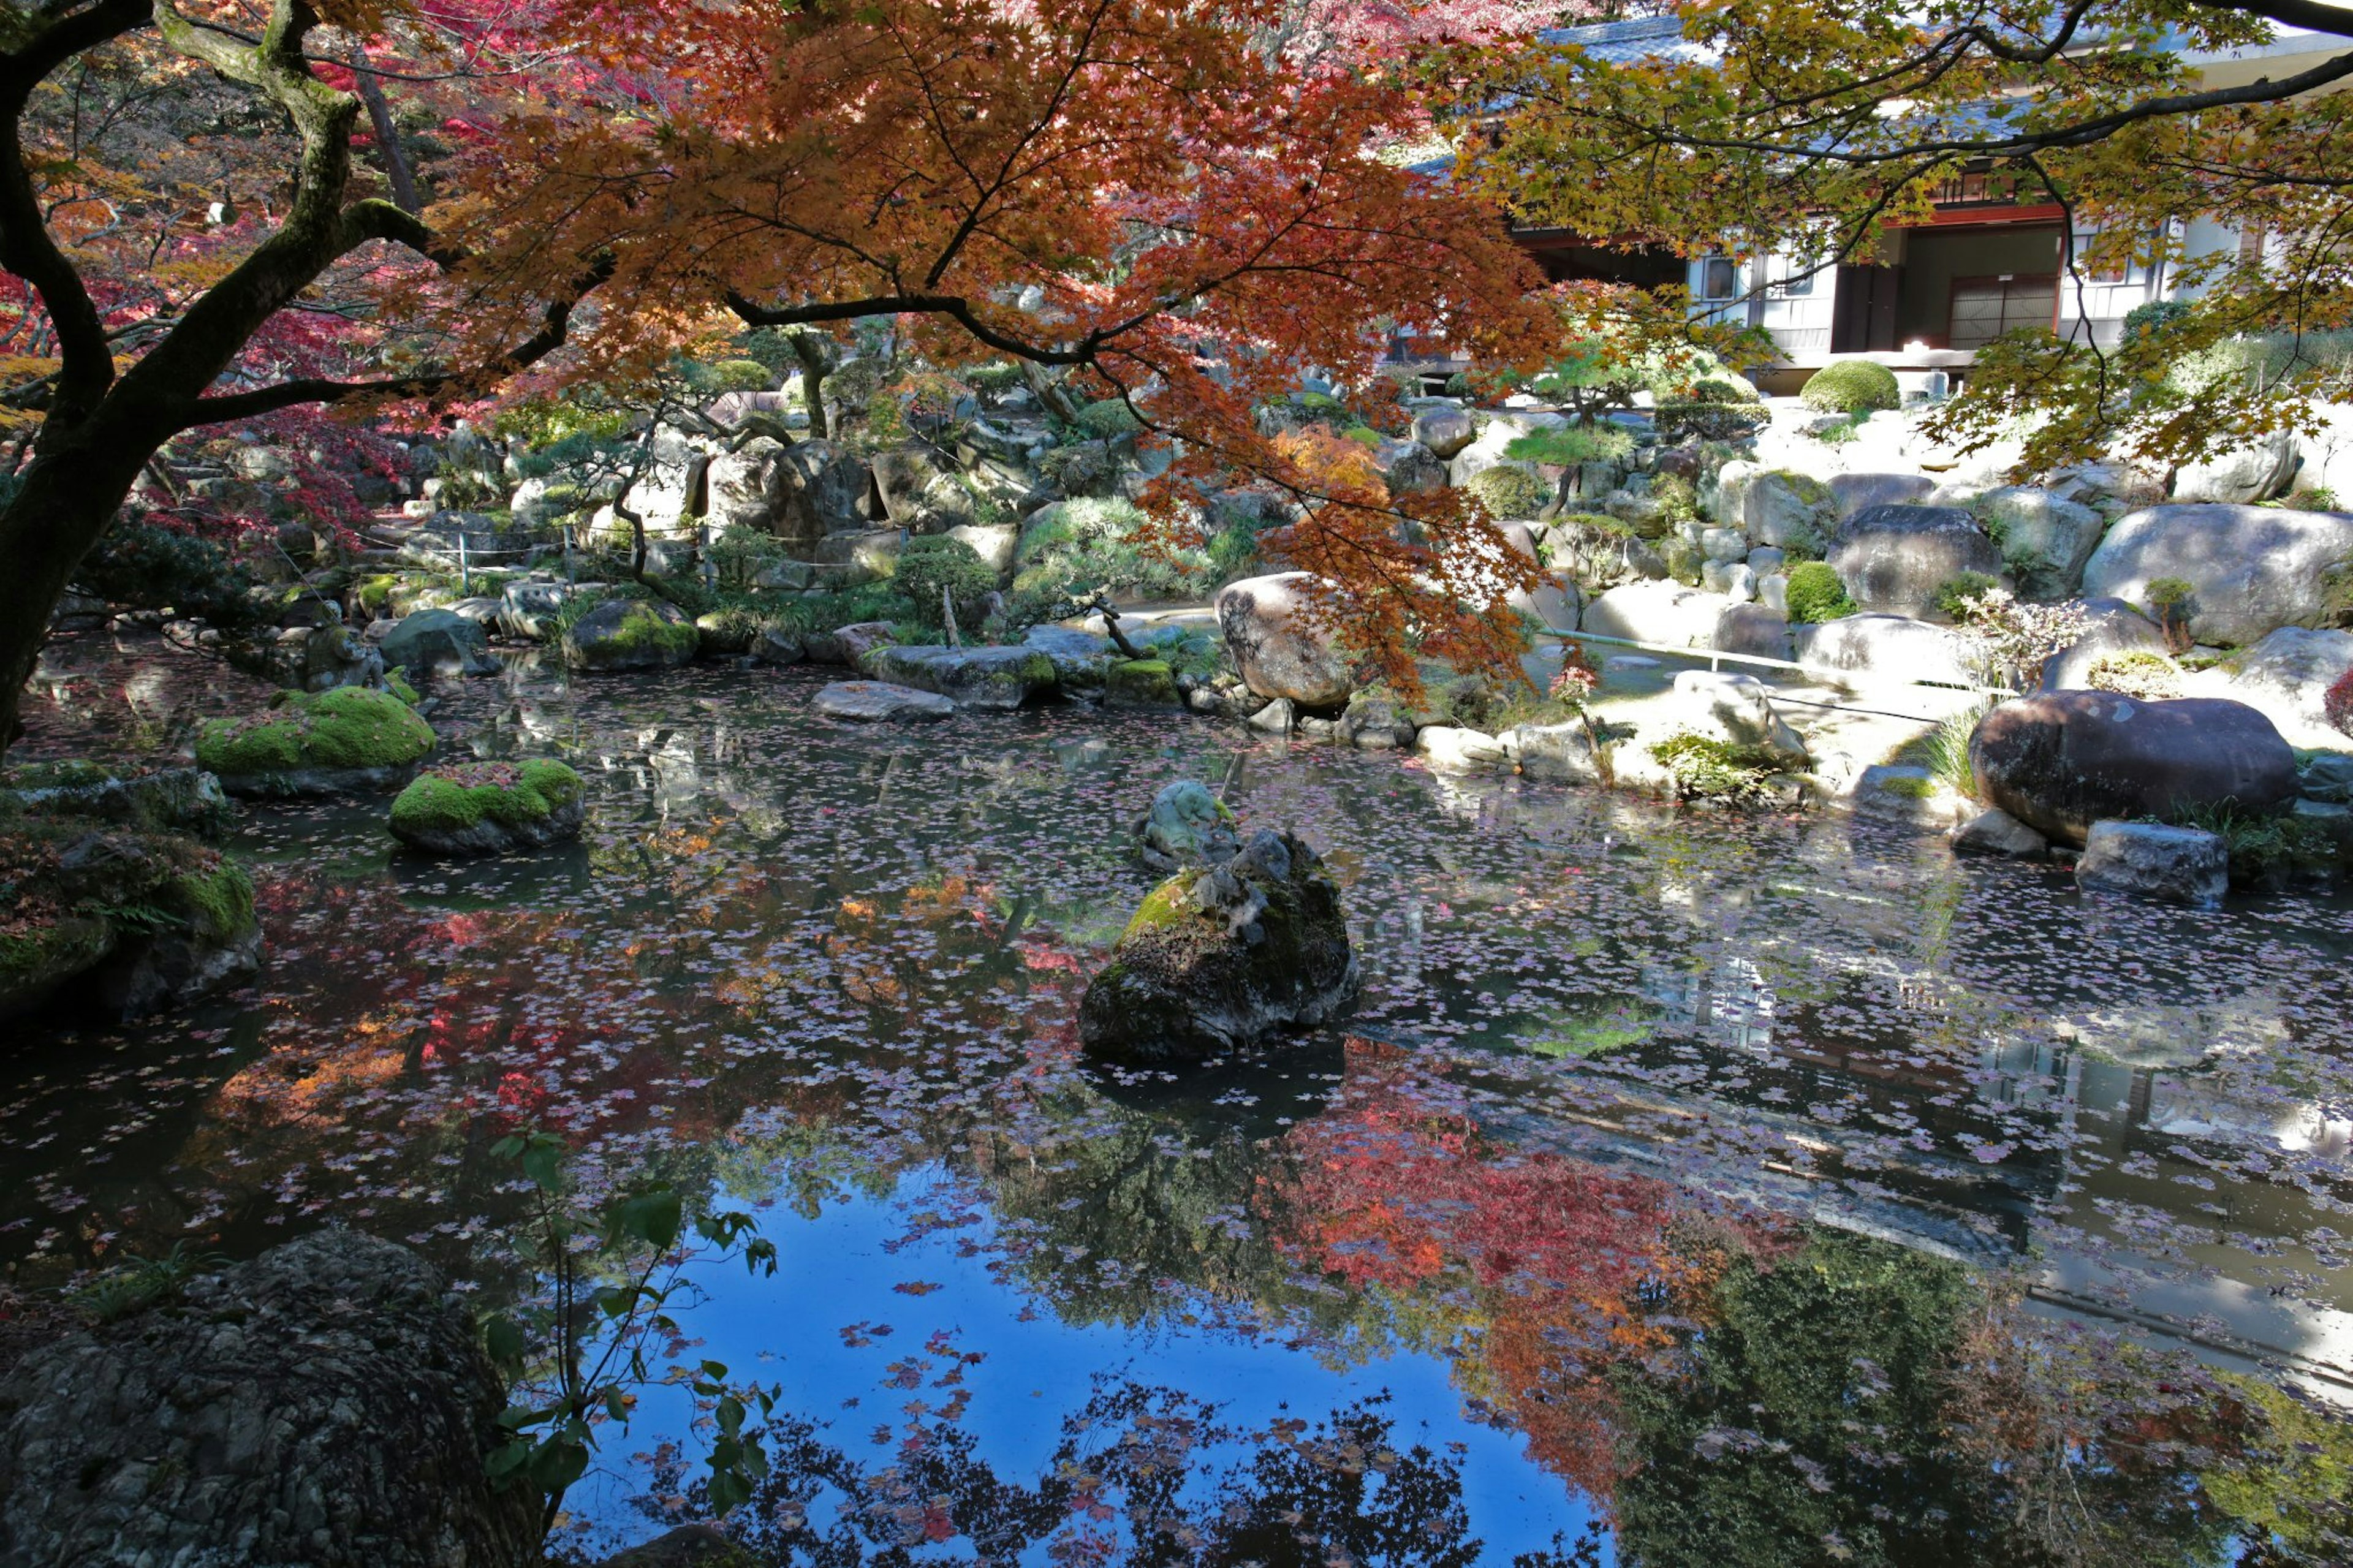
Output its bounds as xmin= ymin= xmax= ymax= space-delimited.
xmin=562 ymin=597 xmax=700 ymax=672
xmin=857 ymin=644 xmax=1059 ymax=711
xmin=3 ymin=763 xmax=233 ymax=838
xmin=1078 ymin=828 xmax=1359 ymax=1065
xmin=1104 ymin=658 xmax=1182 ymax=710
xmin=195 ymin=686 xmax=437 ymax=797
xmin=388 ymin=760 xmax=586 ymax=858
xmin=0 ymin=818 xmax=262 ymax=1023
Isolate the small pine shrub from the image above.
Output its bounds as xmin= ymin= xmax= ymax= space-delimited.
xmin=1443 ymin=372 xmax=1474 ymax=398
xmin=1933 ymin=570 xmax=2003 ymax=620
xmin=1466 ymin=463 xmax=1550 ymax=520
xmin=893 ymin=534 xmax=998 ymax=631
xmin=1341 ymin=425 xmax=1384 ymax=448
xmin=1784 ymin=561 xmax=1857 ymax=623
xmin=1800 ymin=360 xmax=1901 ymax=414
xmin=1075 ymin=398 xmax=1144 ymax=439
xmin=1503 ymin=425 xmax=1634 ymax=468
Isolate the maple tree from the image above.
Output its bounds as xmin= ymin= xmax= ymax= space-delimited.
xmin=0 ymin=0 xmax=1556 ymax=757
xmin=1446 ymin=0 xmax=2353 ymax=474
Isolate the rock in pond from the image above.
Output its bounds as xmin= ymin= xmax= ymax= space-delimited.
xmin=2077 ymin=820 xmax=2229 ymax=907
xmin=0 ymin=1230 xmax=540 ymax=1568
xmin=859 ymin=644 xmax=1059 ymax=710
xmin=1023 ymin=624 xmax=1116 ymax=686
xmin=563 ymin=597 xmax=700 ymax=672
xmin=388 ymin=760 xmax=587 ymax=857
xmin=2079 ymin=503 xmax=2353 ymax=646
xmin=3 ymin=762 xmax=233 ymax=838
xmin=814 ymin=681 xmax=957 ymax=721
xmin=1134 ymin=780 xmax=1239 ymax=872
xmin=1969 ymin=692 xmax=2300 ymax=846
xmin=1951 ymin=806 xmax=2050 ymax=860
xmin=1216 ymin=573 xmax=1354 ymax=707
xmin=1104 ymin=658 xmax=1183 ymax=708
xmin=377 ymin=608 xmax=498 ymax=678
xmin=1080 ymin=827 xmax=1358 ymax=1065
xmin=194 ymin=686 xmax=436 ymax=797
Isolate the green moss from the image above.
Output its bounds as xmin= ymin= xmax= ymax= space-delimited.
xmin=167 ymin=858 xmax=255 ymax=941
xmin=356 ymin=574 xmax=401 ymax=612
xmin=599 ymin=601 xmax=700 ymax=658
xmin=1784 ymin=561 xmax=1857 ymax=624
xmin=195 ymin=686 xmax=436 ymax=776
xmin=7 ymin=760 xmax=116 ymax=791
xmin=1466 ymin=462 xmax=1550 ymax=520
xmin=1879 ymin=775 xmax=1936 ymax=800
xmin=1341 ymin=424 xmax=1384 ymax=447
xmin=1800 ymin=360 xmax=1900 ymax=414
xmin=388 ymin=760 xmax=583 ymax=835
xmin=1121 ymin=874 xmax=1199 ymax=940
xmin=1105 ymin=658 xmax=1180 ymax=707
xmin=384 ymin=670 xmax=421 ymax=706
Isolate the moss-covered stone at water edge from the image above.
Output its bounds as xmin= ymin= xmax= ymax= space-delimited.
xmin=387 ymin=760 xmax=587 ymax=858
xmin=194 ymin=686 xmax=436 ymax=796
xmin=1104 ymin=659 xmax=1182 ymax=709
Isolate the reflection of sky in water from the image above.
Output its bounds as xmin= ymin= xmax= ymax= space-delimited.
xmin=558 ymin=1169 xmax=1605 ymax=1562
xmin=10 ymin=633 xmax=2353 ymax=1556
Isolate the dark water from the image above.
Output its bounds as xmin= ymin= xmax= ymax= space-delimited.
xmin=8 ymin=631 xmax=2352 ymax=1566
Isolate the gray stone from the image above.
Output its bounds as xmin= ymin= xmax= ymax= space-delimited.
xmin=2172 ymin=430 xmax=2300 ymax=505
xmin=1412 ymin=406 xmax=1480 ymax=460
xmin=1743 ymin=471 xmax=1833 ymax=548
xmin=2077 ymin=820 xmax=2229 ymax=906
xmin=1832 ymin=505 xmax=2003 ymax=618
xmin=813 ymin=680 xmax=957 ymax=721
xmin=707 ymin=437 xmax=871 ymax=546
xmin=858 ymin=644 xmax=1059 ymax=710
xmin=1502 ymin=721 xmax=1604 ymax=784
xmin=1979 ymin=485 xmax=2104 ymax=600
xmin=1581 ymin=580 xmax=1740 ymax=650
xmin=390 ymin=789 xmax=585 ymax=858
xmin=562 ymin=597 xmax=699 ymax=672
xmin=498 ymin=578 xmax=578 ymax=642
xmin=2080 ymin=503 xmax=2353 ymax=646
xmin=1713 ymin=602 xmax=1793 ymax=661
xmin=1417 ymin=725 xmax=1509 ymax=772
xmin=1079 ymin=828 xmax=1358 ymax=1064
xmin=1757 ymin=572 xmax=1789 ymax=616
xmin=1378 ymin=437 xmax=1448 ymax=496
xmin=1748 ymin=545 xmax=1787 ymax=576
xmin=2219 ymin=626 xmax=2353 ymax=742
xmin=752 ymin=623 xmax=806 ymax=665
xmin=1673 ymin=670 xmax=1806 ymax=760
xmin=378 ymin=608 xmax=498 ymax=678
xmin=1969 ymin=692 xmax=2300 ymax=846
xmin=1135 ymin=781 xmax=1239 ymax=871
xmin=0 ymin=1232 xmax=539 ymax=1568
xmin=1023 ymin=624 xmax=1116 ymax=684
xmin=1217 ymin=573 xmax=1354 ymax=707
xmin=2039 ymin=598 xmax=2170 ymax=691
xmin=1951 ymin=807 xmax=2049 ymax=860
xmin=1828 ymin=471 xmax=1935 ymax=518
xmin=814 ymin=527 xmax=906 ymax=581
xmin=1849 ymin=763 xmax=1974 ymax=827
xmin=1700 ymin=560 xmax=1756 ymax=602
xmin=1798 ymin=614 xmax=1983 ymax=689
xmin=1247 ymin=697 xmax=1297 ymax=734
xmin=1339 ymin=691 xmax=1415 ymax=750
xmin=947 ymin=521 xmax=1019 ymax=579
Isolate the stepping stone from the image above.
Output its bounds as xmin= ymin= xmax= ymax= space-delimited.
xmin=814 ymin=681 xmax=956 ymax=722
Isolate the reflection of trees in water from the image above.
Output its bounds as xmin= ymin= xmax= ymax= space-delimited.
xmin=665 ymin=1382 xmax=1604 ymax=1568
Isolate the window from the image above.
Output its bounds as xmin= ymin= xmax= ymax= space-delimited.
xmin=1775 ymin=259 xmax=1816 ymax=297
xmin=1947 ymin=274 xmax=2058 ymax=348
xmin=2071 ymin=232 xmax=2130 ymax=286
xmin=1698 ymin=257 xmax=1740 ymax=300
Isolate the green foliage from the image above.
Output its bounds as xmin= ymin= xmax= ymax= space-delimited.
xmin=892 ymin=534 xmax=999 ymax=632
xmin=195 ymin=686 xmax=436 ymax=776
xmin=1010 ymin=498 xmax=1216 ymax=610
xmin=1651 ymin=473 xmax=1700 ymax=532
xmin=1341 ymin=424 xmax=1383 ymax=448
xmin=691 ymin=358 xmax=775 ymax=395
xmin=2143 ymin=575 xmax=2197 ymax=650
xmin=390 ymin=760 xmax=584 ymax=835
xmin=1465 ymin=463 xmax=1550 ymax=520
xmin=1648 ymin=732 xmax=1789 ymax=804
xmin=1442 ymin=372 xmax=1473 ymax=398
xmin=1653 ymin=400 xmax=1770 ymax=444
xmin=72 ymin=517 xmax=260 ymax=628
xmin=1074 ymin=398 xmax=1145 ymax=439
xmin=1782 ymin=561 xmax=1856 ymax=624
xmin=2173 ymin=801 xmax=2347 ymax=888
xmin=762 ymin=584 xmax=921 ymax=635
xmin=1503 ymin=425 xmax=1634 ymax=468
xmin=68 ymin=1242 xmax=225 ymax=1325
xmin=2084 ymin=650 xmax=2183 ymax=700
xmin=2123 ymin=299 xmax=2193 ymax=343
xmin=706 ymin=522 xmax=789 ymax=589
xmin=479 ymin=1131 xmax=778 ymax=1523
xmin=1898 ymin=698 xmax=1991 ymax=798
xmin=1931 ymin=570 xmax=2003 ymax=620
xmin=1800 ymin=360 xmax=1901 ymax=414
xmin=433 ymin=462 xmax=504 ymax=512
xmin=963 ymin=362 xmax=1028 ymax=396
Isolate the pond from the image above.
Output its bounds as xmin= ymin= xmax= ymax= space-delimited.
xmin=8 ymin=630 xmax=2353 ymax=1566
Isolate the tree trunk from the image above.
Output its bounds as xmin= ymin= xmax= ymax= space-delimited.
xmin=0 ymin=424 xmax=157 ymax=753
xmin=352 ymin=52 xmax=422 ymax=217
xmin=790 ymin=332 xmax=830 ymax=440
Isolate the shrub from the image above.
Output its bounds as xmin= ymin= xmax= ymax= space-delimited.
xmin=1503 ymin=425 xmax=1635 ymax=468
xmin=1800 ymin=360 xmax=1900 ymax=414
xmin=1466 ymin=463 xmax=1550 ymax=520
xmin=964 ymin=362 xmax=1027 ymax=396
xmin=1653 ymin=401 xmax=1770 ymax=444
xmin=1686 ymin=376 xmax=1759 ymax=404
xmin=1784 ymin=561 xmax=1857 ymax=623
xmin=893 ymin=534 xmax=999 ymax=631
xmin=1909 ymin=698 xmax=1992 ymax=797
xmin=2085 ymin=651 xmax=2183 ymax=700
xmin=1933 ymin=570 xmax=2003 ymax=620
xmin=1074 ymin=398 xmax=1144 ymax=439
xmin=2327 ymin=668 xmax=2353 ymax=737
xmin=1341 ymin=424 xmax=1384 ymax=448
xmin=1443 ymin=372 xmax=1474 ymax=398
xmin=694 ymin=358 xmax=775 ymax=394
xmin=71 ymin=517 xmax=260 ymax=628
xmin=2143 ymin=575 xmax=2197 ymax=651
xmin=1010 ymin=496 xmax=1215 ymax=610
xmin=1649 ymin=732 xmax=1787 ymax=805
xmin=1651 ymin=473 xmax=1700 ymax=531
xmin=2123 ymin=299 xmax=2193 ymax=343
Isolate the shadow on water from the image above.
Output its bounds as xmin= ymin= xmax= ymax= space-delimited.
xmin=7 ymin=630 xmax=2352 ymax=1565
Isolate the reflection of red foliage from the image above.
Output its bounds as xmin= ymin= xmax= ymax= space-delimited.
xmin=1265 ymin=1041 xmax=1738 ymax=1502
xmin=2325 ymin=667 xmax=2353 ymax=737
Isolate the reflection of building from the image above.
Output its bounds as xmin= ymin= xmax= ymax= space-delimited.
xmin=1491 ymin=17 xmax=2351 ymax=387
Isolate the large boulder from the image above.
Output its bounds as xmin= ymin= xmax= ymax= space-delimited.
xmin=706 ymin=437 xmax=871 ymax=546
xmin=1023 ymin=624 xmax=1116 ymax=686
xmin=195 ymin=686 xmax=436 ymax=797
xmin=1079 ymin=827 xmax=1358 ymax=1064
xmin=377 ymin=608 xmax=498 ymax=679
xmin=562 ymin=597 xmax=700 ymax=672
xmin=1580 ymin=580 xmax=1739 ymax=650
xmin=1672 ymin=671 xmax=1806 ymax=761
xmin=1377 ymin=437 xmax=1448 ymax=496
xmin=1740 ymin=470 xmax=1834 ymax=549
xmin=2039 ymin=598 xmax=2170 ymax=691
xmin=1827 ymin=471 xmax=1934 ymax=519
xmin=2077 ymin=820 xmax=2229 ymax=907
xmin=1979 ymin=485 xmax=2105 ymax=601
xmin=1831 ymin=505 xmax=2003 ymax=618
xmin=2216 ymin=626 xmax=2353 ymax=744
xmin=1216 ymin=573 xmax=1354 ymax=707
xmin=1969 ymin=692 xmax=2300 ymax=846
xmin=858 ymin=643 xmax=1059 ymax=710
xmin=0 ymin=1231 xmax=540 ymax=1568
xmin=1412 ymin=406 xmax=1480 ymax=460
xmin=1713 ymin=602 xmax=1793 ymax=661
xmin=870 ymin=445 xmax=973 ymax=531
xmin=231 ymin=622 xmax=385 ymax=695
xmin=1797 ymin=614 xmax=1982 ymax=690
xmin=2080 ymin=503 xmax=2353 ymax=646
xmin=813 ymin=680 xmax=957 ymax=721
xmin=388 ymin=760 xmax=587 ymax=857
xmin=2171 ymin=430 xmax=2300 ymax=505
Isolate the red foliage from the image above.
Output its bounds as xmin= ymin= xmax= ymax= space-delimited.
xmin=2326 ymin=666 xmax=2353 ymax=737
